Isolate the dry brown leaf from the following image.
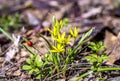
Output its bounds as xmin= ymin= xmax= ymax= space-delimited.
xmin=6 ymin=69 xmax=21 ymax=76
xmin=104 ymin=30 xmax=120 ymax=65
xmin=104 ymin=30 xmax=117 ymax=48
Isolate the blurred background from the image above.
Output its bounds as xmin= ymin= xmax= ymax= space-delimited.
xmin=0 ymin=0 xmax=120 ymax=34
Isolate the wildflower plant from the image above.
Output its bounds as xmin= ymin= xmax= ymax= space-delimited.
xmin=85 ymin=42 xmax=109 ymax=73
xmin=37 ymin=16 xmax=94 ymax=79
xmin=22 ymin=16 xmax=94 ymax=80
xmin=22 ymin=53 xmax=44 ymax=79
xmin=76 ymin=41 xmax=120 ymax=81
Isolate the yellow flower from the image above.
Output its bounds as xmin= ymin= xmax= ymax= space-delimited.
xmin=50 ymin=44 xmax=64 ymax=53
xmin=53 ymin=32 xmax=70 ymax=45
xmin=70 ymin=27 xmax=78 ymax=39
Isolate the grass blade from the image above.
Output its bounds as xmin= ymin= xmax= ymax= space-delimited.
xmin=0 ymin=28 xmax=14 ymax=42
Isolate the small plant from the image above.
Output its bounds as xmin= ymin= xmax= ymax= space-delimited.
xmin=85 ymin=41 xmax=109 ymax=72
xmin=22 ymin=16 xmax=93 ymax=80
xmin=76 ymin=41 xmax=120 ymax=81
xmin=85 ymin=41 xmax=109 ymax=80
xmin=22 ymin=52 xmax=45 ymax=79
xmin=0 ymin=13 xmax=22 ymax=32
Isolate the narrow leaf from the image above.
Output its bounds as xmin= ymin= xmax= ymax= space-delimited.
xmin=0 ymin=28 xmax=14 ymax=42
xmin=22 ymin=65 xmax=32 ymax=70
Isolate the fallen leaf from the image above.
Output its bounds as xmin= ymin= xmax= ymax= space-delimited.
xmin=104 ymin=31 xmax=120 ymax=65
xmin=6 ymin=69 xmax=21 ymax=76
xmin=104 ymin=30 xmax=117 ymax=48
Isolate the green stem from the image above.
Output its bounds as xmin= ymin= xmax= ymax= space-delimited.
xmin=72 ymin=28 xmax=94 ymax=55
xmin=39 ymin=34 xmax=52 ymax=49
xmin=62 ymin=64 xmax=67 ymax=77
xmin=0 ymin=28 xmax=14 ymax=42
xmin=76 ymin=71 xmax=93 ymax=81
xmin=52 ymin=53 xmax=59 ymax=72
xmin=63 ymin=37 xmax=92 ymax=73
xmin=64 ymin=37 xmax=92 ymax=67
xmin=76 ymin=67 xmax=120 ymax=81
xmin=97 ymin=67 xmax=120 ymax=72
xmin=23 ymin=45 xmax=36 ymax=55
xmin=72 ymin=37 xmax=91 ymax=54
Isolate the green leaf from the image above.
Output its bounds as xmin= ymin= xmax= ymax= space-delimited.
xmin=90 ymin=42 xmax=96 ymax=46
xmin=99 ymin=41 xmax=103 ymax=46
xmin=22 ymin=65 xmax=32 ymax=70
xmin=37 ymin=61 xmax=43 ymax=67
xmin=98 ymin=58 xmax=103 ymax=63
xmin=28 ymin=69 xmax=34 ymax=75
xmin=52 ymin=15 xmax=56 ymax=25
xmin=72 ymin=28 xmax=94 ymax=55
xmin=62 ymin=18 xmax=69 ymax=26
xmin=35 ymin=55 xmax=43 ymax=67
xmin=47 ymin=54 xmax=53 ymax=61
xmin=84 ymin=56 xmax=92 ymax=60
xmin=35 ymin=55 xmax=39 ymax=63
xmin=26 ymin=58 xmax=32 ymax=64
xmin=88 ymin=46 xmax=93 ymax=49
xmin=36 ymin=74 xmax=41 ymax=79
xmin=91 ymin=54 xmax=97 ymax=58
xmin=79 ymin=28 xmax=93 ymax=44
xmin=101 ymin=55 xmax=109 ymax=60
xmin=0 ymin=28 xmax=14 ymax=42
xmin=90 ymin=58 xmax=96 ymax=64
xmin=30 ymin=54 xmax=34 ymax=59
xmin=34 ymin=68 xmax=40 ymax=73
